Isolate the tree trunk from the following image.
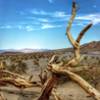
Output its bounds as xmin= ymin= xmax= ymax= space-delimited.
xmin=38 ymin=74 xmax=59 ymax=100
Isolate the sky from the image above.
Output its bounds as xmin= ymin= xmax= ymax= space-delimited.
xmin=0 ymin=0 xmax=100 ymax=50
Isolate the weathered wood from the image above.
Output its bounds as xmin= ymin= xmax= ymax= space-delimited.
xmin=66 ymin=1 xmax=78 ymax=49
xmin=0 ymin=87 xmax=40 ymax=95
xmin=38 ymin=68 xmax=48 ymax=85
xmin=76 ymin=23 xmax=93 ymax=43
xmin=50 ymin=66 xmax=100 ymax=100
xmin=52 ymin=88 xmax=62 ymax=100
xmin=38 ymin=1 xmax=100 ymax=100
xmin=0 ymin=92 xmax=5 ymax=100
xmin=38 ymin=74 xmax=59 ymax=100
xmin=0 ymin=70 xmax=34 ymax=88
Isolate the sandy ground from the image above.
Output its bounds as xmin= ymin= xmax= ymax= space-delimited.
xmin=1 ymin=81 xmax=99 ymax=100
xmin=57 ymin=81 xmax=94 ymax=100
xmin=0 ymin=52 xmax=100 ymax=100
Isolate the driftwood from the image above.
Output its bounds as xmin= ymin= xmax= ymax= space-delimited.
xmin=38 ymin=68 xmax=48 ymax=85
xmin=49 ymin=66 xmax=100 ymax=100
xmin=0 ymin=87 xmax=40 ymax=95
xmin=0 ymin=70 xmax=41 ymax=99
xmin=52 ymin=88 xmax=62 ymax=100
xmin=38 ymin=74 xmax=59 ymax=100
xmin=38 ymin=69 xmax=61 ymax=100
xmin=38 ymin=1 xmax=100 ymax=100
xmin=0 ymin=92 xmax=5 ymax=100
xmin=0 ymin=70 xmax=37 ymax=88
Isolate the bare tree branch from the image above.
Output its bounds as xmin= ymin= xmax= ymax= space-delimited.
xmin=0 ymin=92 xmax=5 ymax=100
xmin=0 ymin=70 xmax=35 ymax=88
xmin=66 ymin=1 xmax=79 ymax=49
xmin=0 ymin=87 xmax=40 ymax=95
xmin=76 ymin=23 xmax=93 ymax=43
xmin=49 ymin=66 xmax=100 ymax=100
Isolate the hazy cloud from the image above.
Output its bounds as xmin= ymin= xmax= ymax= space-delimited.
xmin=30 ymin=9 xmax=48 ymax=15
xmin=0 ymin=12 xmax=100 ymax=32
xmin=41 ymin=23 xmax=61 ymax=29
xmin=28 ymin=9 xmax=68 ymax=18
xmin=28 ymin=9 xmax=100 ymax=25
xmin=76 ymin=13 xmax=100 ymax=25
xmin=0 ymin=25 xmax=12 ymax=29
xmin=48 ymin=0 xmax=54 ymax=3
xmin=53 ymin=11 xmax=67 ymax=18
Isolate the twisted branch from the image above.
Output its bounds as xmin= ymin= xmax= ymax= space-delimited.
xmin=38 ymin=1 xmax=100 ymax=100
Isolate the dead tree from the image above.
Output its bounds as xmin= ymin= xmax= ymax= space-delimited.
xmin=38 ymin=68 xmax=48 ymax=85
xmin=0 ymin=70 xmax=36 ymax=88
xmin=0 ymin=92 xmax=5 ymax=100
xmin=38 ymin=1 xmax=100 ymax=100
xmin=0 ymin=70 xmax=41 ymax=100
xmin=0 ymin=1 xmax=100 ymax=100
xmin=0 ymin=61 xmax=33 ymax=88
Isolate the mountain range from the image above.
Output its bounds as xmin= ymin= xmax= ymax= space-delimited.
xmin=0 ymin=41 xmax=100 ymax=54
xmin=0 ymin=49 xmax=49 ymax=54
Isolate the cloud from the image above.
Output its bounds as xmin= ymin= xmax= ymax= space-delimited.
xmin=30 ymin=9 xmax=48 ymax=15
xmin=37 ymin=18 xmax=49 ymax=22
xmin=23 ymin=8 xmax=100 ymax=25
xmin=17 ymin=25 xmax=23 ymax=29
xmin=0 ymin=25 xmax=12 ymax=29
xmin=75 ymin=13 xmax=100 ymax=25
xmin=29 ymin=9 xmax=68 ymax=18
xmin=23 ymin=25 xmax=39 ymax=32
xmin=41 ymin=23 xmax=61 ymax=29
xmin=53 ymin=11 xmax=67 ymax=18
xmin=48 ymin=0 xmax=53 ymax=3
xmin=26 ymin=10 xmax=70 ymax=24
xmin=0 ymin=24 xmax=37 ymax=32
xmin=1 ymin=12 xmax=100 ymax=32
xmin=93 ymin=19 xmax=100 ymax=25
xmin=25 ymin=26 xmax=34 ymax=32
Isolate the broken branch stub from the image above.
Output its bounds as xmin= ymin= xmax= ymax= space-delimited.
xmin=38 ymin=74 xmax=59 ymax=100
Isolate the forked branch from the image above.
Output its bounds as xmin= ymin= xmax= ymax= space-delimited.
xmin=0 ymin=70 xmax=35 ymax=88
xmin=66 ymin=1 xmax=78 ymax=49
xmin=76 ymin=23 xmax=92 ymax=43
xmin=65 ymin=2 xmax=93 ymax=67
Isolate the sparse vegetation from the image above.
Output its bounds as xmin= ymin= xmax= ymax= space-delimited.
xmin=0 ymin=1 xmax=100 ymax=100
xmin=6 ymin=60 xmax=28 ymax=74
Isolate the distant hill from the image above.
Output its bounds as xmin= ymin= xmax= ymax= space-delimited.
xmin=0 ymin=41 xmax=100 ymax=55
xmin=81 ymin=41 xmax=100 ymax=53
xmin=0 ymin=50 xmax=5 ymax=53
xmin=53 ymin=41 xmax=100 ymax=54
xmin=0 ymin=49 xmax=50 ymax=54
xmin=19 ymin=49 xmax=49 ymax=53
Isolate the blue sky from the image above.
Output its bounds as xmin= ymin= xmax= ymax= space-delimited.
xmin=0 ymin=0 xmax=100 ymax=49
